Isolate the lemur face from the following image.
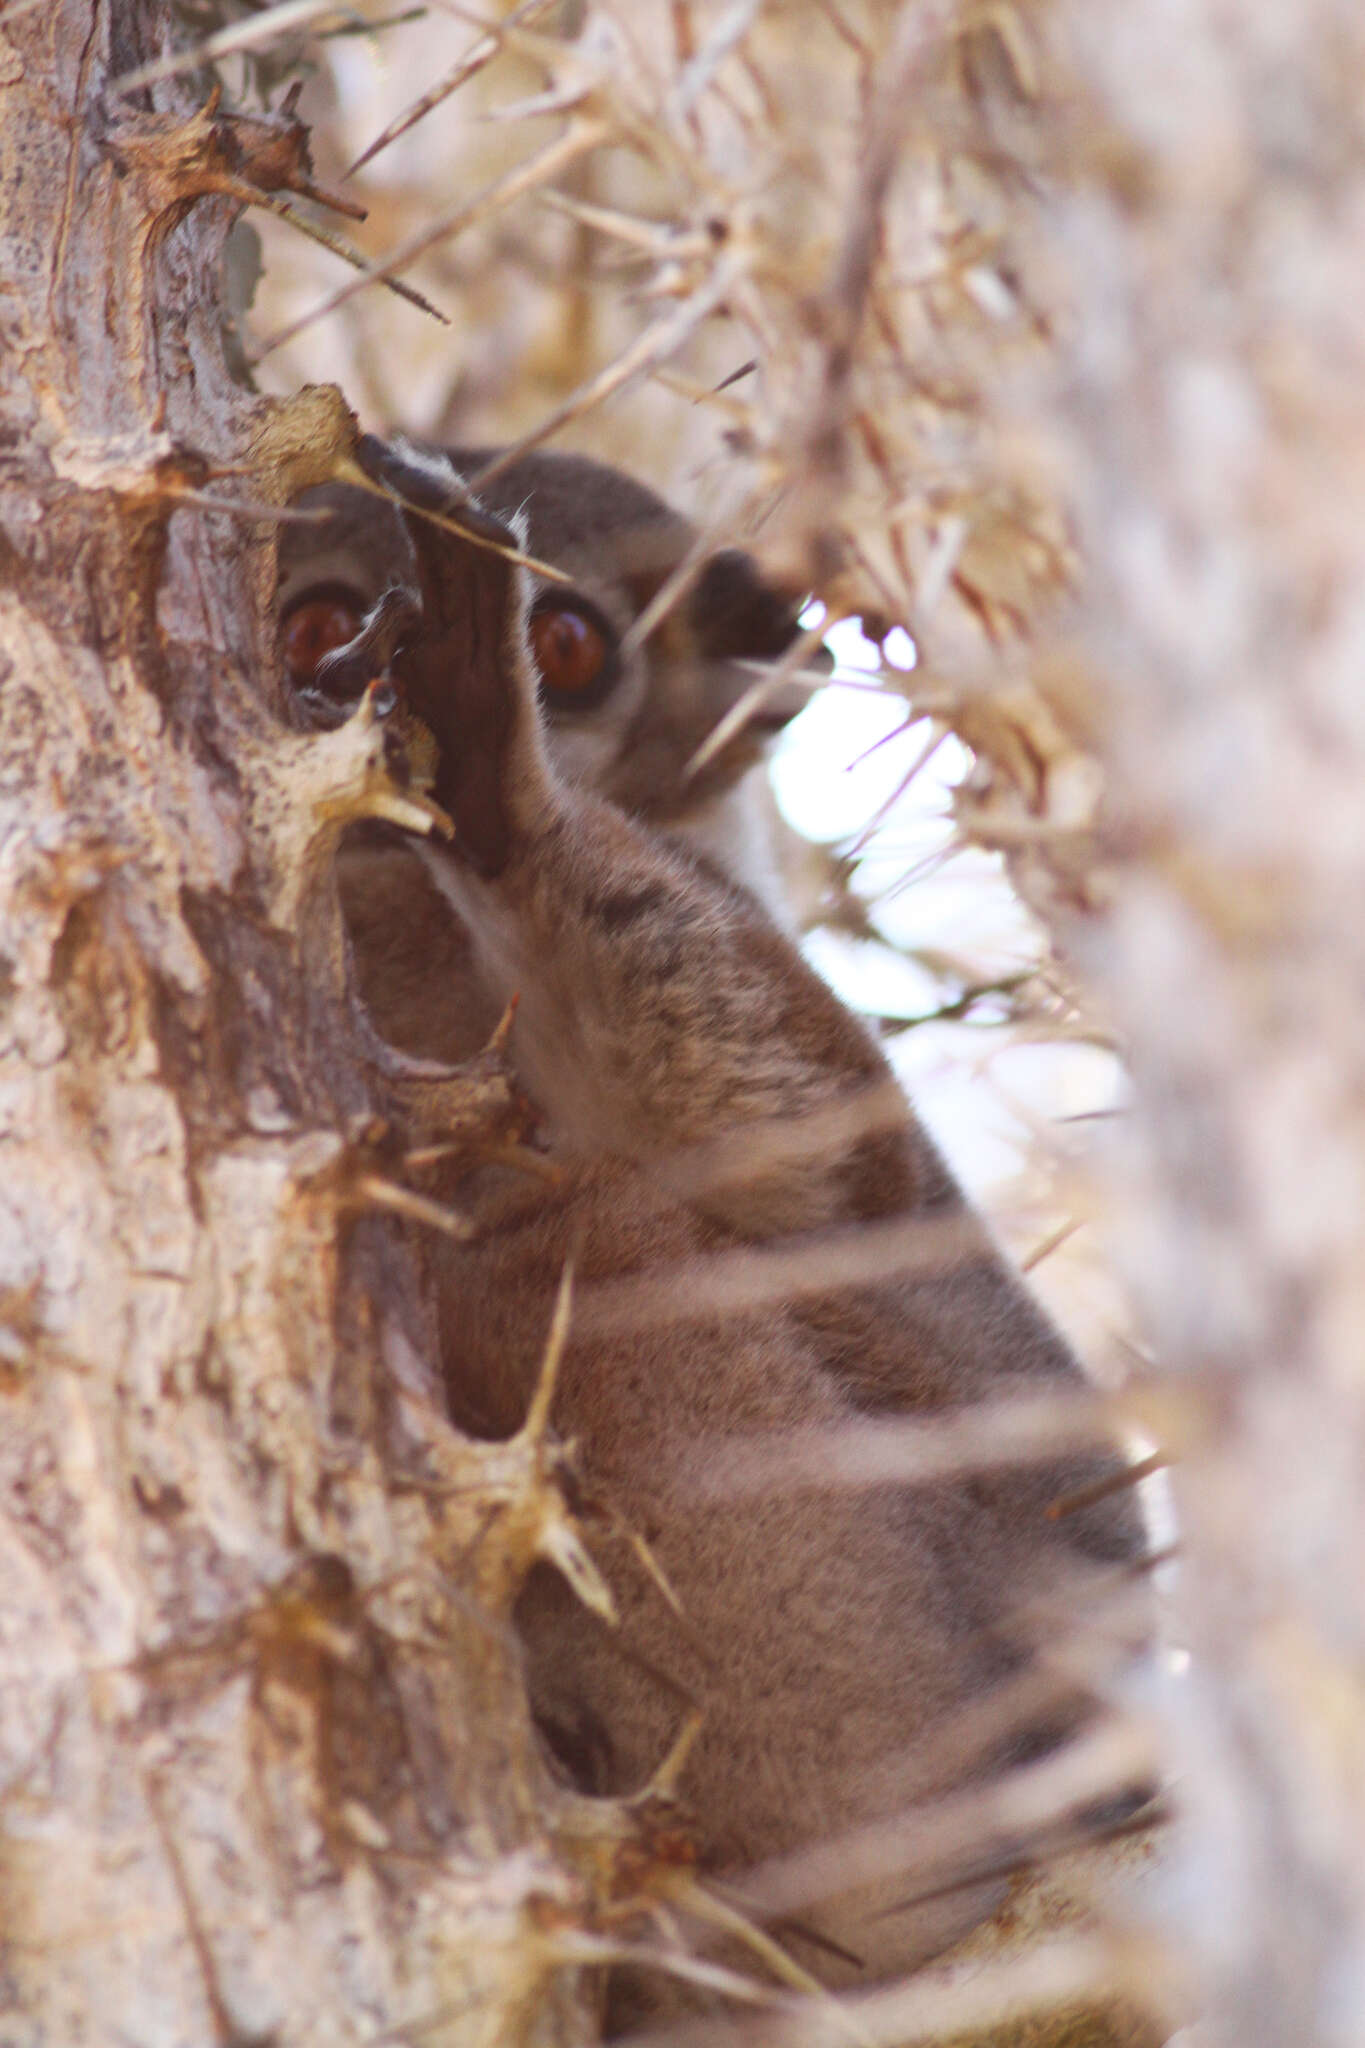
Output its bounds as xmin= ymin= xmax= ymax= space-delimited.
xmin=277 ymin=447 xmax=817 ymax=826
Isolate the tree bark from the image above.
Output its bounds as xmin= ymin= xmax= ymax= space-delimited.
xmin=1023 ymin=7 xmax=1365 ymax=2041
xmin=0 ymin=8 xmax=592 ymax=2042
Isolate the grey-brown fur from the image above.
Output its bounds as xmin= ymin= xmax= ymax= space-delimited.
xmin=281 ymin=442 xmax=1149 ymax=2009
xmin=277 ymin=444 xmax=812 ymax=946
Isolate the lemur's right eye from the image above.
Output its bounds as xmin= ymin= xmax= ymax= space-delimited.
xmin=280 ymin=586 xmax=368 ymax=689
xmin=528 ymin=595 xmax=621 ymax=711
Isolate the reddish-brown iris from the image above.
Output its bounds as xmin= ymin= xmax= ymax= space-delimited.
xmin=529 ymin=606 xmax=608 ymax=698
xmin=280 ymin=594 xmax=365 ymax=688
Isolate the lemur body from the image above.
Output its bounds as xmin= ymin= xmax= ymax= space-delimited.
xmin=281 ymin=441 xmax=1154 ymax=2023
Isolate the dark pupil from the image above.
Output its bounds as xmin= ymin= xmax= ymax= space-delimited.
xmin=282 ymin=597 xmax=364 ymax=687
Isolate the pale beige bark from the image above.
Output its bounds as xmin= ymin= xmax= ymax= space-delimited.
xmin=1026 ymin=8 xmax=1365 ymax=2043
xmin=0 ymin=9 xmax=594 ymax=2044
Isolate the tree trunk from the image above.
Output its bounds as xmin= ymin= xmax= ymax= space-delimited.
xmin=0 ymin=9 xmax=590 ymax=2042
xmin=1024 ymin=6 xmax=1365 ymax=2041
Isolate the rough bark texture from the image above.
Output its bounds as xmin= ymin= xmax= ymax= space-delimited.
xmin=1032 ymin=9 xmax=1365 ymax=2043
xmin=0 ymin=9 xmax=597 ymax=2043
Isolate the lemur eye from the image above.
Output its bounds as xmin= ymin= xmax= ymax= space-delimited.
xmin=280 ymin=586 xmax=368 ymax=689
xmin=530 ymin=607 xmax=606 ymax=697
xmin=528 ymin=598 xmax=619 ymax=710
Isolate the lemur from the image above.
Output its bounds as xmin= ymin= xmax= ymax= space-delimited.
xmin=280 ymin=439 xmax=1156 ymax=2034
xmin=278 ymin=444 xmax=808 ymax=1069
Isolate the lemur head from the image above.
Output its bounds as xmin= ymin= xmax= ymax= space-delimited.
xmin=277 ymin=446 xmax=815 ymax=828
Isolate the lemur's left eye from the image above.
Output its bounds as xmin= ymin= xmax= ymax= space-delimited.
xmin=529 ymin=597 xmax=619 ymax=710
xmin=280 ymin=585 xmax=368 ymax=689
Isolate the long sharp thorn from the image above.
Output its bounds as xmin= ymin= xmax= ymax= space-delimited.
xmin=331 ymin=458 xmax=572 ymax=583
xmin=619 ymin=518 xmax=744 ymax=662
xmin=345 ymin=0 xmax=559 ymax=177
xmin=251 ymin=195 xmax=449 ymax=323
xmin=468 ymin=260 xmax=738 ymax=494
xmin=685 ymin=619 xmax=831 ymax=780
xmin=522 ymin=1255 xmax=576 ymax=1446
xmin=252 ymin=119 xmax=608 ymax=361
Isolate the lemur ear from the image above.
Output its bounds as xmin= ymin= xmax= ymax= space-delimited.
xmin=688 ymin=549 xmax=812 ymax=661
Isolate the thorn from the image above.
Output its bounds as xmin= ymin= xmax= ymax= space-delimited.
xmin=482 ymin=1141 xmax=561 ymax=1182
xmin=348 ymin=1174 xmax=474 ymax=1240
xmin=875 ymin=1791 xmax=1171 ymax=1921
xmin=283 ymin=176 xmax=369 ymax=224
xmin=1046 ymin=1450 xmax=1169 ymax=1523
xmin=732 ymin=656 xmax=841 ymax=689
xmin=521 ymin=1254 xmax=575 ymax=1446
xmin=842 ymin=724 xmax=948 ymax=859
xmin=250 ymin=117 xmax=610 ymax=362
xmin=642 ymin=1708 xmax=704 ymax=1801
xmin=481 ymin=81 xmax=598 ymax=123
xmin=684 ymin=618 xmax=831 ymax=780
xmin=347 ymin=776 xmax=455 ymax=845
xmin=330 ymin=457 xmax=572 ymax=584
xmin=489 ymin=992 xmax=520 ymax=1054
xmin=467 ymin=256 xmax=741 ymax=495
xmin=510 ymin=1256 xmax=620 ymax=1624
xmin=544 ymin=1927 xmax=782 ymax=2012
xmin=715 ymin=356 xmax=758 ymax=392
xmin=538 ymin=1517 xmax=619 ymax=1627
xmin=168 ymin=491 xmax=334 ymax=525
xmin=621 ymin=1524 xmax=689 ymax=1626
xmin=143 ymin=1769 xmax=237 ymax=2045
xmin=345 ymin=0 xmax=560 ymax=178
xmin=658 ymin=1873 xmax=873 ymax=2038
xmin=619 ymin=519 xmax=742 ymax=663
xmin=1020 ymin=1216 xmax=1084 ymax=1275
xmin=250 ymin=194 xmax=450 ymax=324
xmin=581 ymin=1485 xmax=697 ymax=1633
xmin=536 ymin=187 xmax=696 ymax=256
xmin=441 ymin=0 xmax=592 ymax=73
xmin=405 ymin=1138 xmax=560 ymax=1184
